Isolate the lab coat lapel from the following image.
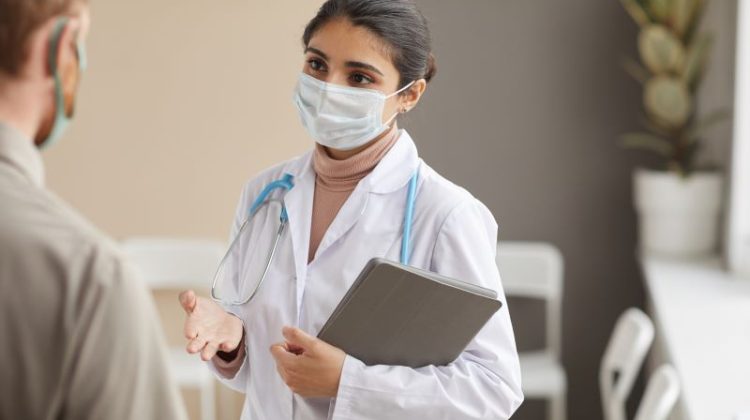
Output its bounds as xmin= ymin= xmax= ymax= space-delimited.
xmin=311 ymin=129 xmax=420 ymax=262
xmin=282 ymin=153 xmax=315 ymax=316
xmin=310 ymin=186 xmax=369 ymax=263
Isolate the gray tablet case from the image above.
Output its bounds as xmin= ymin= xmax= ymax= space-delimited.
xmin=317 ymin=258 xmax=502 ymax=368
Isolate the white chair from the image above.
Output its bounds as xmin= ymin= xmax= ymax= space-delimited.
xmin=496 ymin=241 xmax=566 ymax=420
xmin=634 ymin=364 xmax=680 ymax=420
xmin=600 ymin=308 xmax=656 ymax=420
xmin=122 ymin=237 xmax=226 ymax=420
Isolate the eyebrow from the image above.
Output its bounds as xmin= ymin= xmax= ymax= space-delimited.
xmin=305 ymin=47 xmax=329 ymax=60
xmin=345 ymin=60 xmax=384 ymax=76
xmin=305 ymin=46 xmax=385 ymax=76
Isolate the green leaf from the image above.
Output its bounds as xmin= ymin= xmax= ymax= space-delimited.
xmin=684 ymin=0 xmax=706 ymax=42
xmin=649 ymin=0 xmax=671 ymax=21
xmin=682 ymin=33 xmax=713 ymax=88
xmin=621 ymin=0 xmax=652 ymax=26
xmin=670 ymin=0 xmax=698 ymax=37
xmin=639 ymin=25 xmax=686 ymax=74
xmin=644 ymin=76 xmax=692 ymax=127
xmin=620 ymin=132 xmax=675 ymax=157
xmin=686 ymin=108 xmax=732 ymax=141
xmin=640 ymin=116 xmax=675 ymax=138
xmin=621 ymin=56 xmax=650 ymax=84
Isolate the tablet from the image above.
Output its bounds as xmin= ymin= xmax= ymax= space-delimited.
xmin=317 ymin=258 xmax=503 ymax=368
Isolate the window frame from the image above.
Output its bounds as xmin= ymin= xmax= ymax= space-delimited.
xmin=729 ymin=0 xmax=750 ymax=277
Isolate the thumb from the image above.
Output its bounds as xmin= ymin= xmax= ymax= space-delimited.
xmin=179 ymin=290 xmax=197 ymax=314
xmin=282 ymin=326 xmax=317 ymax=350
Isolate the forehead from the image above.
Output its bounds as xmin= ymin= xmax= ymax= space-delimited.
xmin=307 ymin=18 xmax=395 ymax=70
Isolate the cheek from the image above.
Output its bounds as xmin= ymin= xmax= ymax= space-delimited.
xmin=381 ymin=97 xmax=402 ymax=122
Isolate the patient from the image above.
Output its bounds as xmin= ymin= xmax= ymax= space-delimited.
xmin=0 ymin=1 xmax=186 ymax=419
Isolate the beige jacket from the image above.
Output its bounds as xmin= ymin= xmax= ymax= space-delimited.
xmin=0 ymin=123 xmax=187 ymax=420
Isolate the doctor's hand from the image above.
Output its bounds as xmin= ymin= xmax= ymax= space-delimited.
xmin=270 ymin=326 xmax=346 ymax=398
xmin=179 ymin=290 xmax=244 ymax=361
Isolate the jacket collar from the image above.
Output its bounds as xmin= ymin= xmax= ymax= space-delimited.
xmin=0 ymin=122 xmax=45 ymax=187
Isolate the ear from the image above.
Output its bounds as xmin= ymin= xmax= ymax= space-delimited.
xmin=398 ymin=79 xmax=427 ymax=113
xmin=48 ymin=18 xmax=85 ymax=76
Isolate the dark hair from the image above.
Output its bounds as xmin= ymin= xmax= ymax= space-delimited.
xmin=0 ymin=0 xmax=85 ymax=76
xmin=302 ymin=0 xmax=436 ymax=90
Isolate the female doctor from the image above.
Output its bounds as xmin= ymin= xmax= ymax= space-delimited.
xmin=179 ymin=0 xmax=523 ymax=418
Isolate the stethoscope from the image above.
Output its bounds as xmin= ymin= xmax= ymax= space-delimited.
xmin=211 ymin=169 xmax=419 ymax=306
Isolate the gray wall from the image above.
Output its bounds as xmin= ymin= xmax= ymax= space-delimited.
xmin=698 ymin=0 xmax=738 ymax=171
xmin=405 ymin=1 xmax=651 ymax=418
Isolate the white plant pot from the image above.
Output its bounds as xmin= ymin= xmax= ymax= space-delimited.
xmin=634 ymin=169 xmax=723 ymax=257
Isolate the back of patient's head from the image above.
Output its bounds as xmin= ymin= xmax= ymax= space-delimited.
xmin=0 ymin=0 xmax=86 ymax=78
xmin=0 ymin=0 xmax=89 ymax=147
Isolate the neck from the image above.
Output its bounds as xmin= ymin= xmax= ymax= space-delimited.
xmin=325 ymin=123 xmax=399 ymax=160
xmin=0 ymin=78 xmax=45 ymax=142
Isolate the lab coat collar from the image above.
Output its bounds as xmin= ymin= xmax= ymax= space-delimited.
xmin=0 ymin=122 xmax=45 ymax=188
xmin=285 ymin=148 xmax=315 ymax=184
xmin=361 ymin=129 xmax=420 ymax=194
xmin=282 ymin=129 xmax=420 ymax=194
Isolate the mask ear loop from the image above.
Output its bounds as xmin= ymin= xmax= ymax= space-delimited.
xmin=383 ymin=80 xmax=416 ymax=125
xmin=385 ymin=80 xmax=416 ymax=99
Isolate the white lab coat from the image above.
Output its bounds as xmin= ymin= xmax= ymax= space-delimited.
xmin=209 ymin=130 xmax=523 ymax=419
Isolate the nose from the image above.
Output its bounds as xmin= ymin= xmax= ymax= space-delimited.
xmin=317 ymin=70 xmax=350 ymax=88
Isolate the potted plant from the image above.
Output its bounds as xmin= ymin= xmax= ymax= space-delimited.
xmin=620 ymin=0 xmax=729 ymax=257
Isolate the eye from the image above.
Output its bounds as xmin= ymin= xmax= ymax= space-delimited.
xmin=307 ymin=58 xmax=326 ymax=72
xmin=350 ymin=72 xmax=374 ymax=85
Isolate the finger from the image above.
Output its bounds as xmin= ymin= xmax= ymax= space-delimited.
xmin=184 ymin=316 xmax=199 ymax=340
xmin=285 ymin=342 xmax=305 ymax=355
xmin=219 ymin=341 xmax=239 ymax=352
xmin=282 ymin=326 xmax=317 ymax=351
xmin=270 ymin=343 xmax=296 ymax=365
xmin=186 ymin=337 xmax=207 ymax=354
xmin=179 ymin=290 xmax=197 ymax=314
xmin=201 ymin=342 xmax=218 ymax=361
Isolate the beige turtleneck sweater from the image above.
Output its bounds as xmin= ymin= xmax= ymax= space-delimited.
xmin=308 ymin=128 xmax=400 ymax=262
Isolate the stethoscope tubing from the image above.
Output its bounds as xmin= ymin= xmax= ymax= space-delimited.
xmin=212 ymin=166 xmax=419 ymax=305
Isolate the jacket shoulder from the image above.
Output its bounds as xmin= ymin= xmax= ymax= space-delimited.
xmin=418 ymin=162 xmax=496 ymax=229
xmin=0 ymin=184 xmax=142 ymax=307
xmin=239 ymin=151 xmax=312 ymax=200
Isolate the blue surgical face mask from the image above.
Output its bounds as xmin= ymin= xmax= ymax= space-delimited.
xmin=292 ymin=73 xmax=415 ymax=151
xmin=38 ymin=18 xmax=88 ymax=150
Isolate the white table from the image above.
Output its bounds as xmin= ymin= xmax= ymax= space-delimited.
xmin=641 ymin=257 xmax=750 ymax=420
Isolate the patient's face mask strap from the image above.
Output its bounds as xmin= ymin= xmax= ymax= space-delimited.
xmin=39 ymin=18 xmax=87 ymax=150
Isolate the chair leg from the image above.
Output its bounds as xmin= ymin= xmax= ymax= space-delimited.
xmin=549 ymin=393 xmax=566 ymax=420
xmin=200 ymin=379 xmax=216 ymax=420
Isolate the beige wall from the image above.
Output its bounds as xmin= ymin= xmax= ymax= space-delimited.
xmin=45 ymin=0 xmax=320 ymax=241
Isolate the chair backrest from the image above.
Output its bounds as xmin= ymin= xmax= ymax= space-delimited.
xmin=496 ymin=241 xmax=564 ymax=358
xmin=600 ymin=308 xmax=656 ymax=420
xmin=634 ymin=364 xmax=680 ymax=420
xmin=121 ymin=237 xmax=225 ymax=290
